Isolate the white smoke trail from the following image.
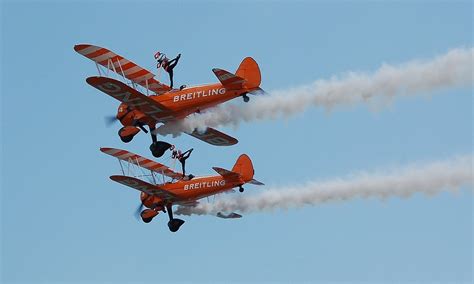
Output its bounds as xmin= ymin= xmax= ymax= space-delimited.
xmin=156 ymin=47 xmax=473 ymax=136
xmin=175 ymin=154 xmax=473 ymax=216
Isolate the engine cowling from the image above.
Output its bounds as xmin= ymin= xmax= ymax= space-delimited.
xmin=141 ymin=192 xmax=154 ymax=208
xmin=141 ymin=209 xmax=159 ymax=220
xmin=141 ymin=192 xmax=164 ymax=211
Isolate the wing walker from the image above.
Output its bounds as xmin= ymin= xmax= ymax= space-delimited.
xmin=75 ymin=44 xmax=265 ymax=232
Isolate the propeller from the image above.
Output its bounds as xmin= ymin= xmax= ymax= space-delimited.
xmin=134 ymin=202 xmax=144 ymax=220
xmin=104 ymin=115 xmax=118 ymax=127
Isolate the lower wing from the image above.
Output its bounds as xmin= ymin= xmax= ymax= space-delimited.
xmin=87 ymin=76 xmax=175 ymax=122
xmin=175 ymin=204 xmax=242 ymax=219
xmin=216 ymin=212 xmax=242 ymax=219
xmin=110 ymin=175 xmax=179 ymax=203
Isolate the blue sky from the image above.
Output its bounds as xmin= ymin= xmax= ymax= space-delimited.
xmin=1 ymin=1 xmax=472 ymax=283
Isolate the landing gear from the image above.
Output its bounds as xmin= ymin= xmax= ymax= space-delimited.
xmin=149 ymin=126 xmax=172 ymax=158
xmin=239 ymin=185 xmax=244 ymax=193
xmin=150 ymin=141 xmax=172 ymax=158
xmin=166 ymin=204 xmax=185 ymax=232
xmin=168 ymin=219 xmax=185 ymax=232
xmin=242 ymin=93 xmax=250 ymax=103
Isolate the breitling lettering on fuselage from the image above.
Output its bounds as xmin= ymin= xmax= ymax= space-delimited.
xmin=184 ymin=179 xmax=225 ymax=191
xmin=173 ymin=88 xmax=226 ymax=103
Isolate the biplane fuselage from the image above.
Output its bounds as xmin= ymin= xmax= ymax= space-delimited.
xmin=125 ymin=174 xmax=245 ymax=209
xmin=101 ymin=147 xmax=264 ymax=232
xmin=117 ymin=82 xmax=245 ymax=123
xmin=76 ymin=44 xmax=263 ymax=157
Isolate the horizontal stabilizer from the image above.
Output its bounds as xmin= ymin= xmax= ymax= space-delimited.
xmin=187 ymin=127 xmax=238 ymax=146
xmin=249 ymin=87 xmax=267 ymax=96
xmin=248 ymin=179 xmax=265 ymax=186
xmin=216 ymin=212 xmax=242 ymax=219
xmin=212 ymin=167 xmax=241 ymax=179
xmin=212 ymin=68 xmax=246 ymax=89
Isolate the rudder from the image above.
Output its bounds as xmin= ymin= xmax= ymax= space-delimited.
xmin=232 ymin=154 xmax=255 ymax=182
xmin=235 ymin=57 xmax=261 ymax=90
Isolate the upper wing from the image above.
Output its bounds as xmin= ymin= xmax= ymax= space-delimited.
xmin=101 ymin=147 xmax=182 ymax=180
xmin=188 ymin=127 xmax=238 ymax=146
xmin=87 ymin=76 xmax=175 ymax=122
xmin=74 ymin=44 xmax=171 ymax=95
xmin=110 ymin=175 xmax=179 ymax=202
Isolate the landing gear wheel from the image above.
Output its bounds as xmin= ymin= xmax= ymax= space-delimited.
xmin=118 ymin=128 xmax=134 ymax=143
xmin=167 ymin=218 xmax=185 ymax=232
xmin=239 ymin=186 xmax=244 ymax=193
xmin=242 ymin=94 xmax=250 ymax=103
xmin=150 ymin=141 xmax=172 ymax=158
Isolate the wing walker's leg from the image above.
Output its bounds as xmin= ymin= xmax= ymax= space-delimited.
xmin=149 ymin=125 xmax=172 ymax=158
xmin=168 ymin=69 xmax=174 ymax=89
xmin=166 ymin=203 xmax=185 ymax=232
xmin=165 ymin=54 xmax=180 ymax=89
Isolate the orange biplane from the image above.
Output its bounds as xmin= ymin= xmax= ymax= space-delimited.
xmin=75 ymin=44 xmax=264 ymax=158
xmin=101 ymin=147 xmax=264 ymax=232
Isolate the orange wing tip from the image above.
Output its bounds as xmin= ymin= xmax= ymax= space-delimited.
xmin=85 ymin=76 xmax=100 ymax=85
xmin=100 ymin=147 xmax=124 ymax=155
xmin=74 ymin=44 xmax=90 ymax=52
xmin=109 ymin=175 xmax=120 ymax=182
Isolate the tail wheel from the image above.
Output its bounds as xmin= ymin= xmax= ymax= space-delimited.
xmin=239 ymin=185 xmax=244 ymax=193
xmin=242 ymin=94 xmax=250 ymax=103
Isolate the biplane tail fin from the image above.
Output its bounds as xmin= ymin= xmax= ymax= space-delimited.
xmin=213 ymin=154 xmax=264 ymax=186
xmin=235 ymin=57 xmax=261 ymax=90
xmin=231 ymin=154 xmax=256 ymax=183
xmin=212 ymin=57 xmax=261 ymax=90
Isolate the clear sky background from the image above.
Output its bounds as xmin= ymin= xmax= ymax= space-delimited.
xmin=1 ymin=1 xmax=472 ymax=283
